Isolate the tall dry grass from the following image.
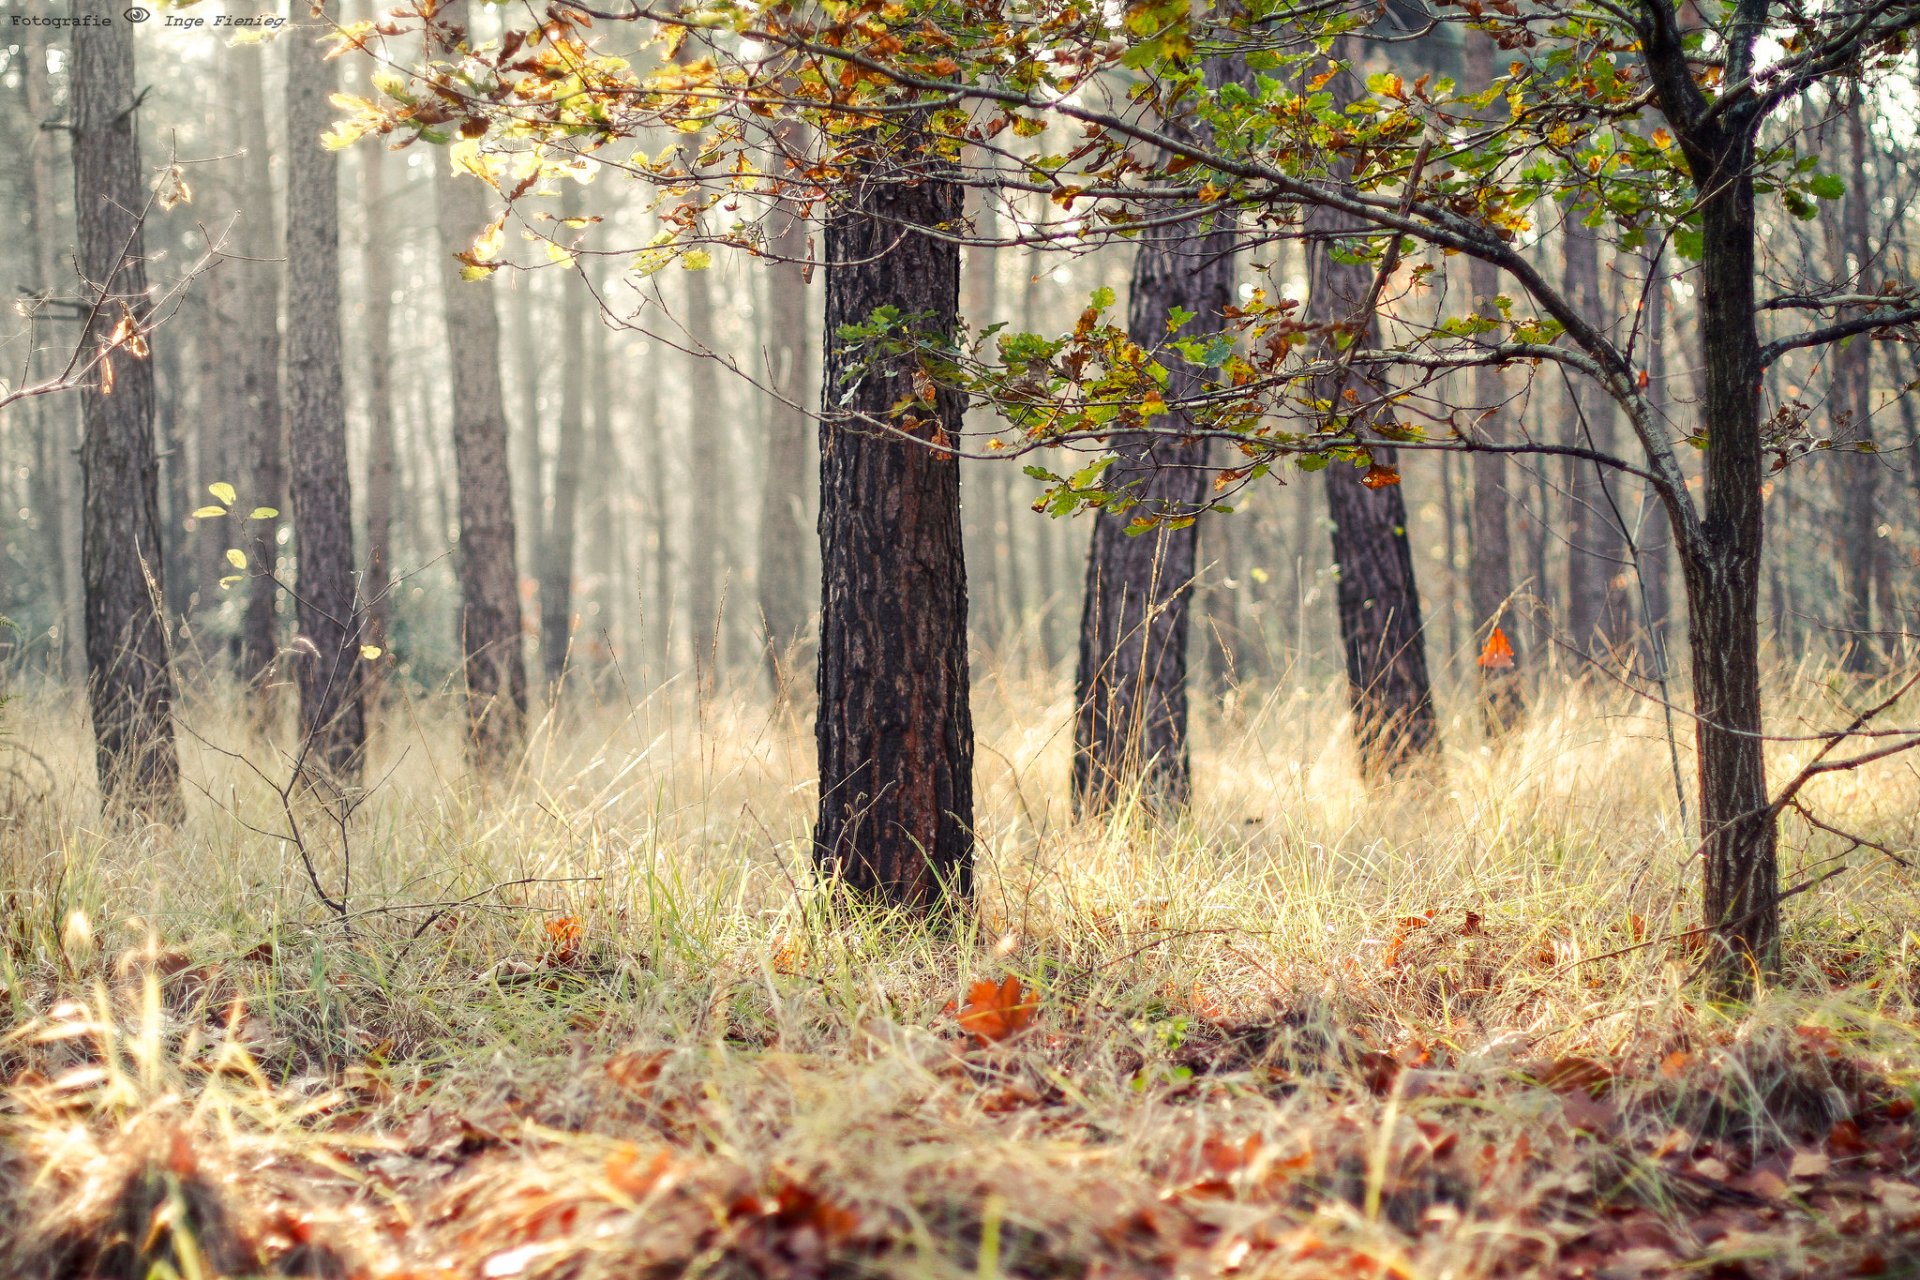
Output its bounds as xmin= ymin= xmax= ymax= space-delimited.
xmin=2 ymin=657 xmax=1918 ymax=1276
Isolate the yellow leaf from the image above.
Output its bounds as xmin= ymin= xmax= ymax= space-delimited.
xmin=681 ymin=248 xmax=713 ymax=270
xmin=249 ymin=506 xmax=279 ymax=520
xmin=191 ymin=505 xmax=228 ymax=519
xmin=225 ymin=548 xmax=247 ymax=569
xmin=359 ymin=645 xmax=383 ymax=660
xmin=209 ymin=482 xmax=238 ymax=505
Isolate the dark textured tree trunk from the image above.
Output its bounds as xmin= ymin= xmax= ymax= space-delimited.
xmin=1071 ymin=210 xmax=1233 ymax=811
xmin=1685 ymin=131 xmax=1778 ymax=985
xmin=1561 ymin=217 xmax=1633 ymax=658
xmin=758 ymin=155 xmax=814 ymax=696
xmin=360 ymin=126 xmax=397 ymax=694
xmin=539 ymin=188 xmax=589 ymax=693
xmin=684 ymin=265 xmax=723 ymax=693
xmin=1832 ymin=104 xmax=1878 ymax=673
xmin=71 ymin=8 xmax=184 ymax=824
xmin=237 ymin=42 xmax=287 ymax=702
xmin=814 ymin=146 xmax=974 ymax=907
xmin=432 ymin=59 xmax=528 ymax=765
xmin=1305 ymin=225 xmax=1437 ymax=772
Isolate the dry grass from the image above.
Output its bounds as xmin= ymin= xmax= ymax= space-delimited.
xmin=4 ymin=660 xmax=1920 ymax=1278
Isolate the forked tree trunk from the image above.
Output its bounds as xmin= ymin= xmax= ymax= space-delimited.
xmin=433 ymin=112 xmax=529 ymax=765
xmin=758 ymin=151 xmax=814 ymax=696
xmin=539 ymin=186 xmax=589 ymax=693
xmin=237 ymin=41 xmax=287 ymax=702
xmin=1071 ymin=209 xmax=1233 ymax=812
xmin=814 ymin=146 xmax=974 ymax=907
xmin=71 ymin=7 xmax=184 ymax=824
xmin=284 ymin=14 xmax=367 ymax=782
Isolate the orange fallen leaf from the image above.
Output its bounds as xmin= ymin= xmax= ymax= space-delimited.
xmin=544 ymin=915 xmax=584 ymax=965
xmin=1477 ymin=625 xmax=1515 ymax=670
xmin=1360 ymin=463 xmax=1402 ymax=489
xmin=955 ymin=976 xmax=1035 ymax=1046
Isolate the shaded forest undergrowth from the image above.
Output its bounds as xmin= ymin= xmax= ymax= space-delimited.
xmin=5 ymin=667 xmax=1920 ymax=1278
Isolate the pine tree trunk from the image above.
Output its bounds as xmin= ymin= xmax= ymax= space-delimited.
xmin=284 ymin=15 xmax=366 ymax=782
xmin=432 ymin=82 xmax=528 ymax=765
xmin=1688 ymin=133 xmax=1779 ymax=987
xmin=1466 ymin=240 xmax=1524 ymax=730
xmin=758 ymin=157 xmax=814 ymax=696
xmin=684 ymin=265 xmax=723 ymax=692
xmin=539 ymin=187 xmax=589 ymax=693
xmin=1561 ymin=217 xmax=1633 ymax=657
xmin=1832 ymin=104 xmax=1878 ymax=673
xmin=1071 ymin=210 xmax=1233 ymax=810
xmin=71 ymin=8 xmax=184 ymax=824
xmin=237 ymin=42 xmax=286 ymax=702
xmin=360 ymin=130 xmax=397 ymax=693
xmin=1305 ymin=232 xmax=1437 ymax=774
xmin=814 ymin=146 xmax=973 ymax=907
xmin=24 ymin=19 xmax=82 ymax=680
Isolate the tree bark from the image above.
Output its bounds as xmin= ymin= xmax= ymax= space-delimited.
xmin=24 ymin=19 xmax=83 ymax=681
xmin=360 ymin=116 xmax=397 ymax=696
xmin=539 ymin=185 xmax=590 ymax=692
xmin=814 ymin=144 xmax=974 ymax=907
xmin=237 ymin=41 xmax=287 ymax=703
xmin=1468 ymin=249 xmax=1524 ymax=730
xmin=70 ymin=7 xmax=184 ymax=823
xmin=1831 ymin=103 xmax=1878 ymax=673
xmin=683 ymin=263 xmax=723 ymax=693
xmin=758 ymin=151 xmax=815 ymax=696
xmin=1462 ymin=26 xmax=1525 ymax=731
xmin=1561 ymin=216 xmax=1633 ymax=658
xmin=1303 ymin=143 xmax=1438 ymax=771
xmin=284 ymin=14 xmax=367 ymax=782
xmin=432 ymin=72 xmax=529 ymax=765
xmin=1686 ymin=126 xmax=1779 ymax=983
xmin=1071 ymin=209 xmax=1233 ymax=811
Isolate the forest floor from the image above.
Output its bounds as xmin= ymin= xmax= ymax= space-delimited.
xmin=5 ymin=661 xmax=1920 ymax=1278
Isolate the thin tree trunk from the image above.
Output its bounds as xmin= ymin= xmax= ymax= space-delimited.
xmin=24 ymin=19 xmax=81 ymax=680
xmin=1832 ymin=103 xmax=1878 ymax=673
xmin=758 ymin=148 xmax=814 ymax=696
xmin=284 ymin=14 xmax=366 ymax=782
xmin=684 ymin=264 xmax=723 ymax=693
xmin=237 ymin=42 xmax=286 ymax=702
xmin=1561 ymin=217 xmax=1632 ymax=658
xmin=539 ymin=187 xmax=589 ymax=693
xmin=1466 ymin=237 xmax=1524 ymax=730
xmin=432 ymin=43 xmax=528 ymax=766
xmin=360 ymin=123 xmax=397 ymax=695
xmin=814 ymin=142 xmax=973 ymax=907
xmin=71 ymin=7 xmax=184 ymax=823
xmin=1072 ymin=205 xmax=1234 ymax=810
xmin=1640 ymin=253 xmax=1676 ymax=669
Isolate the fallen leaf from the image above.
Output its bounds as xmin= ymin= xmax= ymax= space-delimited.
xmin=955 ymin=976 xmax=1035 ymax=1046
